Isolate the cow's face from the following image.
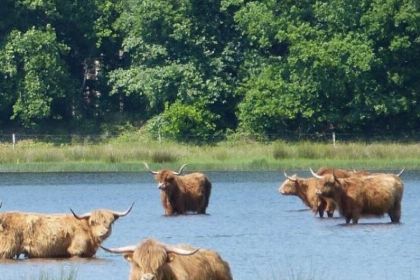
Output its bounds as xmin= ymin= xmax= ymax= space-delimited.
xmin=88 ymin=210 xmax=117 ymax=241
xmin=155 ymin=170 xmax=177 ymax=192
xmin=127 ymin=240 xmax=167 ymax=280
xmin=316 ymin=175 xmax=339 ymax=198
xmin=279 ymin=177 xmax=298 ymax=195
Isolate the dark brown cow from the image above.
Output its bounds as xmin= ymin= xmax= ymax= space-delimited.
xmin=144 ymin=163 xmax=212 ymax=215
xmin=102 ymin=238 xmax=233 ymax=280
xmin=0 ymin=204 xmax=133 ymax=259
xmin=313 ymin=170 xmax=404 ymax=224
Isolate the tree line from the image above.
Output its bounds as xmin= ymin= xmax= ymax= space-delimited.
xmin=0 ymin=0 xmax=419 ymax=142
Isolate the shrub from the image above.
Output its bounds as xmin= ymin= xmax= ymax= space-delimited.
xmin=147 ymin=101 xmax=218 ymax=143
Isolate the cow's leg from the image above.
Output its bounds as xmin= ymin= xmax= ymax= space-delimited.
xmin=68 ymin=237 xmax=89 ymax=257
xmin=326 ymin=200 xmax=335 ymax=217
xmin=345 ymin=216 xmax=352 ymax=224
xmin=0 ymin=231 xmax=22 ymax=259
xmin=389 ymin=201 xmax=401 ymax=223
xmin=318 ymin=199 xmax=326 ymax=218
xmin=197 ymin=197 xmax=207 ymax=214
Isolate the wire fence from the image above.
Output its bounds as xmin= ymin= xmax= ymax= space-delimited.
xmin=1 ymin=131 xmax=420 ymax=146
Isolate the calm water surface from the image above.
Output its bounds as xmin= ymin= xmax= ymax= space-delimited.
xmin=0 ymin=170 xmax=419 ymax=280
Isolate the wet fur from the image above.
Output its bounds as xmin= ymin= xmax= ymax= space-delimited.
xmin=125 ymin=239 xmax=232 ymax=280
xmin=317 ymin=174 xmax=403 ymax=224
xmin=0 ymin=209 xmax=121 ymax=258
xmin=155 ymin=170 xmax=212 ymax=215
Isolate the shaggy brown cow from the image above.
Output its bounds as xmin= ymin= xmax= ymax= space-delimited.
xmin=0 ymin=204 xmax=133 ymax=259
xmin=278 ymin=168 xmax=370 ymax=217
xmin=313 ymin=170 xmax=404 ymax=224
xmin=144 ymin=163 xmax=212 ymax=215
xmin=102 ymin=238 xmax=233 ymax=280
xmin=316 ymin=167 xmax=370 ymax=178
xmin=279 ymin=172 xmax=336 ymax=217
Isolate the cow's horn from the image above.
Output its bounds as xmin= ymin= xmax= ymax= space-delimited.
xmin=173 ymin=164 xmax=188 ymax=175
xmin=112 ymin=202 xmax=135 ymax=217
xmin=70 ymin=208 xmax=91 ymax=220
xmin=163 ymin=244 xmax=199 ymax=256
xmin=143 ymin=162 xmax=159 ymax=175
xmin=101 ymin=245 xmax=136 ymax=254
xmin=284 ymin=171 xmax=297 ymax=182
xmin=397 ymin=168 xmax=405 ymax=177
xmin=310 ymin=168 xmax=323 ymax=179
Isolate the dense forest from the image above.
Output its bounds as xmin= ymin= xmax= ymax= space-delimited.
xmin=0 ymin=0 xmax=419 ymax=142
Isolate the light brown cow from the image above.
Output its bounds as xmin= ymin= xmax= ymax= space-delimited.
xmin=316 ymin=167 xmax=370 ymax=178
xmin=0 ymin=204 xmax=133 ymax=259
xmin=144 ymin=163 xmax=212 ymax=215
xmin=102 ymin=238 xmax=233 ymax=280
xmin=279 ymin=172 xmax=336 ymax=217
xmin=278 ymin=168 xmax=370 ymax=217
xmin=313 ymin=170 xmax=404 ymax=224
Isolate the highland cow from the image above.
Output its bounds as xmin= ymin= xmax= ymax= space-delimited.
xmin=0 ymin=204 xmax=133 ymax=259
xmin=144 ymin=163 xmax=212 ymax=215
xmin=102 ymin=238 xmax=233 ymax=280
xmin=279 ymin=172 xmax=336 ymax=217
xmin=313 ymin=170 xmax=404 ymax=224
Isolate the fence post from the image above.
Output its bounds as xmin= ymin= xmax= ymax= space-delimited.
xmin=12 ymin=133 xmax=16 ymax=149
xmin=332 ymin=132 xmax=336 ymax=147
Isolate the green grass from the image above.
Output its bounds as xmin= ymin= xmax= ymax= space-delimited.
xmin=1 ymin=133 xmax=419 ymax=172
xmin=30 ymin=269 xmax=77 ymax=280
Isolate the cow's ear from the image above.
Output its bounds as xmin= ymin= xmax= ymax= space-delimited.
xmin=124 ymin=252 xmax=134 ymax=262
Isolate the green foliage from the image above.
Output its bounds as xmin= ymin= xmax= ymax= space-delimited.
xmin=147 ymin=101 xmax=219 ymax=143
xmin=0 ymin=25 xmax=74 ymax=127
xmin=0 ymin=0 xmax=419 ymax=141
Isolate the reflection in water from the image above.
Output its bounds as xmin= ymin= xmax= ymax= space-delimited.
xmin=0 ymin=171 xmax=419 ymax=280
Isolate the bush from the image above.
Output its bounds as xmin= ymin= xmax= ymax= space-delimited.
xmin=147 ymin=101 xmax=219 ymax=143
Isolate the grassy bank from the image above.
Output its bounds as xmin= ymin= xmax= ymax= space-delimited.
xmin=0 ymin=133 xmax=419 ymax=172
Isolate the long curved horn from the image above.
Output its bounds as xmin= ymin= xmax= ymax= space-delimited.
xmin=173 ymin=164 xmax=188 ymax=175
xmin=310 ymin=168 xmax=323 ymax=179
xmin=70 ymin=208 xmax=91 ymax=220
xmin=143 ymin=162 xmax=159 ymax=175
xmin=101 ymin=245 xmax=136 ymax=255
xmin=284 ymin=171 xmax=297 ymax=182
xmin=396 ymin=168 xmax=405 ymax=177
xmin=163 ymin=244 xmax=199 ymax=256
xmin=112 ymin=202 xmax=135 ymax=217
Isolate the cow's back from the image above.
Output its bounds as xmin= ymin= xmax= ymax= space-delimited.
xmin=359 ymin=174 xmax=403 ymax=214
xmin=168 ymin=248 xmax=232 ymax=280
xmin=179 ymin=173 xmax=212 ymax=213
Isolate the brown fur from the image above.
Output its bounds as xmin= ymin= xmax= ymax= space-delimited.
xmin=316 ymin=167 xmax=370 ymax=178
xmin=279 ymin=176 xmax=336 ymax=218
xmin=316 ymin=173 xmax=404 ymax=224
xmin=278 ymin=168 xmax=369 ymax=217
xmin=0 ymin=209 xmax=125 ymax=258
xmin=122 ymin=239 xmax=233 ymax=280
xmin=154 ymin=170 xmax=212 ymax=215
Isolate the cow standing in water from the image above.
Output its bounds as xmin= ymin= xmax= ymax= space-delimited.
xmin=102 ymin=238 xmax=233 ymax=280
xmin=279 ymin=168 xmax=370 ymax=217
xmin=313 ymin=169 xmax=404 ymax=224
xmin=144 ymin=163 xmax=212 ymax=215
xmin=0 ymin=204 xmax=133 ymax=258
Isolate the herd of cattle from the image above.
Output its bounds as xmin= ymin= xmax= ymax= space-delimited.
xmin=0 ymin=164 xmax=405 ymax=279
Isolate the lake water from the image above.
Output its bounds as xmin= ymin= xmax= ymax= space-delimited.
xmin=0 ymin=170 xmax=419 ymax=280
